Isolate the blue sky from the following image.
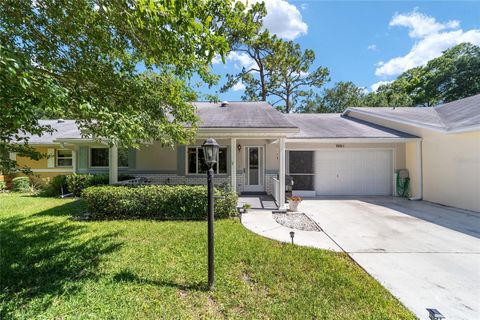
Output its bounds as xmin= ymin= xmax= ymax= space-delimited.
xmin=205 ymin=0 xmax=480 ymax=101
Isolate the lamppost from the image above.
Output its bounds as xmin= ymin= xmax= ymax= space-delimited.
xmin=202 ymin=137 xmax=219 ymax=290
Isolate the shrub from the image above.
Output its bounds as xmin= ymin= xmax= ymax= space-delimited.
xmin=12 ymin=177 xmax=30 ymax=192
xmin=66 ymin=173 xmax=93 ymax=196
xmin=0 ymin=181 xmax=6 ymax=191
xmin=42 ymin=175 xmax=69 ymax=196
xmin=82 ymin=185 xmax=238 ymax=220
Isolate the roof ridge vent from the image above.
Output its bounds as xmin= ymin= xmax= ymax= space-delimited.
xmin=220 ymin=101 xmax=229 ymax=107
xmin=57 ymin=119 xmax=65 ymax=123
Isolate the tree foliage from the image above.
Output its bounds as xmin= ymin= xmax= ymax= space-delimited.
xmin=299 ymin=82 xmax=365 ymax=113
xmin=0 ymin=0 xmax=260 ymax=172
xmin=367 ymin=43 xmax=480 ymax=107
xmin=221 ymin=30 xmax=329 ymax=113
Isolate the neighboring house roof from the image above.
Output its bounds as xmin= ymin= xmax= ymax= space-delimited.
xmin=285 ymin=114 xmax=418 ymax=139
xmin=344 ymin=94 xmax=480 ymax=133
xmin=193 ymin=101 xmax=297 ymax=128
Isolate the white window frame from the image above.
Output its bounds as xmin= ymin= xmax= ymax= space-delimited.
xmin=56 ymin=149 xmax=73 ymax=167
xmin=186 ymin=146 xmax=228 ymax=175
xmin=89 ymin=147 xmax=109 ymax=168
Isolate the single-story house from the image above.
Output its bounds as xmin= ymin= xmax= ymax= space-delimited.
xmin=5 ymin=94 xmax=480 ymax=212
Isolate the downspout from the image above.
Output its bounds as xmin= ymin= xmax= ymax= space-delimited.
xmin=409 ymin=140 xmax=423 ymax=201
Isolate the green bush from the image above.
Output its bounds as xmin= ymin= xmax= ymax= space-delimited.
xmin=0 ymin=181 xmax=6 ymax=191
xmin=42 ymin=175 xmax=69 ymax=196
xmin=12 ymin=177 xmax=30 ymax=192
xmin=82 ymin=185 xmax=238 ymax=220
xmin=66 ymin=173 xmax=137 ymax=197
xmin=66 ymin=173 xmax=93 ymax=196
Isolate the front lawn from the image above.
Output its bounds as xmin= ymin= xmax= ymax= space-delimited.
xmin=0 ymin=194 xmax=414 ymax=319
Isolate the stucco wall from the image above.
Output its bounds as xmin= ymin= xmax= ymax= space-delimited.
xmin=135 ymin=142 xmax=177 ymax=172
xmin=351 ymin=112 xmax=480 ymax=212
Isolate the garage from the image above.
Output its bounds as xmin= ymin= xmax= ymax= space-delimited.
xmin=314 ymin=149 xmax=393 ymax=196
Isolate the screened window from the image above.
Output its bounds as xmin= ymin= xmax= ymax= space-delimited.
xmin=118 ymin=148 xmax=129 ymax=167
xmin=56 ymin=149 xmax=73 ymax=167
xmin=90 ymin=148 xmax=109 ymax=167
xmin=288 ymin=151 xmax=314 ymax=190
xmin=187 ymin=147 xmax=227 ymax=174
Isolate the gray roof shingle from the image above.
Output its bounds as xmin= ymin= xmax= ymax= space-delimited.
xmin=347 ymin=94 xmax=480 ymax=131
xmin=20 ymin=120 xmax=82 ymax=144
xmin=286 ymin=114 xmax=418 ymax=139
xmin=193 ymin=101 xmax=297 ymax=128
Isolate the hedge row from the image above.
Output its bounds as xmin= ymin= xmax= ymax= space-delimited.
xmin=82 ymin=185 xmax=238 ymax=220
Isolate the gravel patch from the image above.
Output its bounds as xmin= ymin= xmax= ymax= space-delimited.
xmin=273 ymin=212 xmax=322 ymax=232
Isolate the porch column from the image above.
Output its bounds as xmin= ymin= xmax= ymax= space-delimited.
xmin=230 ymin=138 xmax=237 ymax=193
xmin=109 ymin=145 xmax=118 ymax=184
xmin=72 ymin=149 xmax=77 ymax=173
xmin=279 ymin=138 xmax=286 ymax=210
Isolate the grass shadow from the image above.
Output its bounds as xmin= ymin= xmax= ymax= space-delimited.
xmin=0 ymin=202 xmax=122 ymax=318
xmin=112 ymin=270 xmax=208 ymax=292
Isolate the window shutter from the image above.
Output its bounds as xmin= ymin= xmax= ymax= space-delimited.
xmin=78 ymin=147 xmax=89 ymax=172
xmin=177 ymin=145 xmax=185 ymax=176
xmin=47 ymin=149 xmax=55 ymax=168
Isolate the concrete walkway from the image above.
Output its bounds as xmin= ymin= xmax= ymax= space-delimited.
xmin=241 ymin=209 xmax=341 ymax=252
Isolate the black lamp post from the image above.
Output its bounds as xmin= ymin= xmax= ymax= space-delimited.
xmin=202 ymin=137 xmax=219 ymax=290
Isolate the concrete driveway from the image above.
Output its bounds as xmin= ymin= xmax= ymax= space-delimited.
xmin=300 ymin=197 xmax=480 ymax=320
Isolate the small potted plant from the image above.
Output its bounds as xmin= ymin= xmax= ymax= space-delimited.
xmin=238 ymin=203 xmax=252 ymax=213
xmin=242 ymin=203 xmax=252 ymax=213
xmin=287 ymin=196 xmax=302 ymax=212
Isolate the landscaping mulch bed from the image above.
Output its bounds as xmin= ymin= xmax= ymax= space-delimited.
xmin=273 ymin=212 xmax=322 ymax=232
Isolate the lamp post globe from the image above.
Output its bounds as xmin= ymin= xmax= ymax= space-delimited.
xmin=202 ymin=138 xmax=219 ymax=291
xmin=202 ymin=137 xmax=219 ymax=168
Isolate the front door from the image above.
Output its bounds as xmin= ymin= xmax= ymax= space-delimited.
xmin=244 ymin=146 xmax=264 ymax=192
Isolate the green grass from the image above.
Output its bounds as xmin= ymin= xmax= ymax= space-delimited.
xmin=0 ymin=193 xmax=414 ymax=319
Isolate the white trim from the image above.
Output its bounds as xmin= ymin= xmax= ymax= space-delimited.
xmin=55 ymin=149 xmax=73 ymax=168
xmin=30 ymin=168 xmax=74 ymax=173
xmin=230 ymin=138 xmax=237 ymax=192
xmin=278 ymin=138 xmax=286 ymax=210
xmin=244 ymin=146 xmax=265 ymax=192
xmin=47 ymin=148 xmax=55 ymax=168
xmin=286 ymin=137 xmax=421 ymax=143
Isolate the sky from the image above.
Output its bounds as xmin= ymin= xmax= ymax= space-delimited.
xmin=205 ymin=0 xmax=480 ymax=101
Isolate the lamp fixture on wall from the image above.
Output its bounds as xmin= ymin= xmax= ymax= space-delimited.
xmin=237 ymin=144 xmax=242 ymax=152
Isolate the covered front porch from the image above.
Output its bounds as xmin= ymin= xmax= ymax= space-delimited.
xmin=58 ymin=135 xmax=289 ymax=210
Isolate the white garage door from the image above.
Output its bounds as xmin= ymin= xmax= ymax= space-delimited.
xmin=315 ymin=149 xmax=393 ymax=196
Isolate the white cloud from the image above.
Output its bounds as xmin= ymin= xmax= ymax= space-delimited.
xmin=367 ymin=44 xmax=377 ymax=50
xmin=232 ymin=81 xmax=246 ymax=91
xmin=390 ymin=9 xmax=459 ymax=38
xmin=300 ymin=3 xmax=308 ymax=11
xmin=375 ymin=10 xmax=480 ymax=77
xmin=226 ymin=51 xmax=257 ymax=69
xmin=370 ymin=80 xmax=393 ymax=92
xmin=242 ymin=0 xmax=307 ymax=40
